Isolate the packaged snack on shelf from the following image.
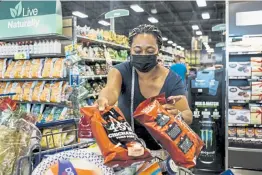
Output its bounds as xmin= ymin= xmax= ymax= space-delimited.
xmin=228 ymin=62 xmax=251 ymax=77
xmin=53 ymin=107 xmax=63 ymax=121
xmin=11 ymin=82 xmax=23 ymax=101
xmin=228 ymin=86 xmax=251 ymax=100
xmin=228 ymin=109 xmax=250 ymax=124
xmin=22 ymin=82 xmax=36 ymax=101
xmin=39 ymin=107 xmax=54 ymax=123
xmin=52 ymin=58 xmax=65 ymax=78
xmin=254 ymin=128 xmax=262 ymax=142
xmin=13 ymin=60 xmax=25 ymax=78
xmin=0 ymin=59 xmax=7 ymax=78
xmin=250 ymin=106 xmax=262 ymax=124
xmin=4 ymin=60 xmax=16 ymax=78
xmin=40 ymin=83 xmax=51 ymax=102
xmin=50 ymin=81 xmax=63 ymax=103
xmin=228 ymin=127 xmax=237 ymax=140
xmin=251 ymin=57 xmax=262 ymax=67
xmin=31 ymin=104 xmax=45 ymax=122
xmin=21 ymin=60 xmax=32 ymax=78
xmin=133 ymin=94 xmax=204 ymax=168
xmin=80 ymin=106 xmax=152 ymax=168
xmin=61 ymin=82 xmax=73 ymax=102
xmin=42 ymin=58 xmax=53 ymax=78
xmin=32 ymin=81 xmax=45 ymax=101
xmin=236 ymin=127 xmax=246 ymax=141
xmin=0 ymin=82 xmax=7 ymax=94
xmin=245 ymin=127 xmax=255 ymax=141
xmin=31 ymin=59 xmax=44 ymax=78
xmin=251 ymin=82 xmax=262 ymax=100
xmin=3 ymin=82 xmax=12 ymax=94
xmin=40 ymin=127 xmax=63 ymax=149
xmin=252 ymin=67 xmax=262 ymax=77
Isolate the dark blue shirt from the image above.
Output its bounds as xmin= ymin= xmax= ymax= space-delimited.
xmin=114 ymin=62 xmax=185 ymax=150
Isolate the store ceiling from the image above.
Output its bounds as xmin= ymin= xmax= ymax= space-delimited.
xmin=61 ymin=1 xmax=225 ymax=49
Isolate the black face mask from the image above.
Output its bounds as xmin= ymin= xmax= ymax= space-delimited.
xmin=130 ymin=54 xmax=158 ymax=73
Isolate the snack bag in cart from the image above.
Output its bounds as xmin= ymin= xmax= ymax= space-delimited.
xmin=80 ymin=106 xmax=152 ymax=168
xmin=133 ymin=94 xmax=204 ymax=168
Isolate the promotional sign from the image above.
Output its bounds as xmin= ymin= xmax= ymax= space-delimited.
xmin=212 ymin=24 xmax=226 ymax=32
xmin=0 ymin=1 xmax=62 ymax=39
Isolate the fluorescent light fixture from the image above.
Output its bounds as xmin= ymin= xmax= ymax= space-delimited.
xmin=177 ymin=46 xmax=181 ymax=49
xmin=181 ymin=47 xmax=185 ymax=51
xmin=130 ymin=4 xmax=144 ymax=12
xmin=162 ymin=37 xmax=168 ymax=41
xmin=196 ymin=0 xmax=207 ymax=7
xmin=207 ymin=48 xmax=214 ymax=53
xmin=72 ymin=11 xmax=88 ymax=18
xmin=151 ymin=9 xmax=157 ymax=14
xmin=167 ymin=40 xmax=173 ymax=44
xmin=196 ymin=31 xmax=202 ymax=35
xmin=148 ymin=17 xmax=158 ymax=23
xmin=98 ymin=20 xmax=110 ymax=26
xmin=172 ymin=43 xmax=177 ymax=47
xmin=202 ymin=12 xmax=210 ymax=19
xmin=192 ymin=25 xmax=199 ymax=30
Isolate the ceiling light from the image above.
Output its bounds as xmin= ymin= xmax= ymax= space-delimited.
xmin=167 ymin=40 xmax=173 ymax=44
xmin=148 ymin=17 xmax=158 ymax=23
xmin=196 ymin=31 xmax=202 ymax=35
xmin=181 ymin=47 xmax=185 ymax=51
xmin=177 ymin=46 xmax=181 ymax=49
xmin=130 ymin=4 xmax=144 ymax=12
xmin=202 ymin=12 xmax=210 ymax=19
xmin=207 ymin=48 xmax=214 ymax=53
xmin=98 ymin=20 xmax=110 ymax=26
xmin=192 ymin=25 xmax=199 ymax=30
xmin=162 ymin=37 xmax=168 ymax=41
xmin=196 ymin=0 xmax=207 ymax=7
xmin=151 ymin=9 xmax=157 ymax=14
xmin=72 ymin=11 xmax=88 ymax=18
xmin=172 ymin=43 xmax=177 ymax=47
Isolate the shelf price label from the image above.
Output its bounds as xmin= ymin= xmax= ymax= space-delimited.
xmin=14 ymin=52 xmax=30 ymax=60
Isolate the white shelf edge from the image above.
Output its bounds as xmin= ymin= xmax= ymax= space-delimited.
xmin=228 ymin=147 xmax=262 ymax=153
xmin=80 ymin=75 xmax=107 ymax=79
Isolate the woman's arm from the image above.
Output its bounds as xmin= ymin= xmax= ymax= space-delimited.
xmin=95 ymin=68 xmax=122 ymax=110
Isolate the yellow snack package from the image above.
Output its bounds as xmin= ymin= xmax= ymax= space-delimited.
xmin=0 ymin=82 xmax=7 ymax=94
xmin=22 ymin=82 xmax=36 ymax=101
xmin=4 ymin=82 xmax=12 ymax=94
xmin=40 ymin=83 xmax=51 ymax=102
xmin=21 ymin=60 xmax=32 ymax=78
xmin=12 ymin=82 xmax=24 ymax=101
xmin=50 ymin=81 xmax=63 ymax=103
xmin=13 ymin=60 xmax=25 ymax=78
xmin=32 ymin=81 xmax=45 ymax=101
xmin=0 ymin=59 xmax=7 ymax=78
xmin=52 ymin=58 xmax=65 ymax=78
xmin=4 ymin=60 xmax=16 ymax=78
xmin=42 ymin=59 xmax=53 ymax=78
xmin=31 ymin=59 xmax=44 ymax=78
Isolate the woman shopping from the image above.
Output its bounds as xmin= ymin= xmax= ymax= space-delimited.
xmin=95 ymin=24 xmax=192 ymax=150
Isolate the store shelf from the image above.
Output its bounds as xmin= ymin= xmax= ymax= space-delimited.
xmin=229 ymin=51 xmax=262 ymax=55
xmin=16 ymin=101 xmax=69 ymax=108
xmin=0 ymin=78 xmax=68 ymax=82
xmin=229 ymin=147 xmax=262 ymax=153
xmin=228 ymin=76 xmax=251 ymax=79
xmin=228 ymin=123 xmax=262 ymax=127
xmin=36 ymin=118 xmax=79 ymax=129
xmin=0 ymin=53 xmax=65 ymax=59
xmin=77 ymin=35 xmax=129 ymax=50
xmin=160 ymin=49 xmax=173 ymax=55
xmin=0 ymin=34 xmax=71 ymax=42
xmin=80 ymin=75 xmax=107 ymax=80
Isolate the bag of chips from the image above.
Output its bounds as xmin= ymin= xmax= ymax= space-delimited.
xmin=12 ymin=82 xmax=24 ymax=101
xmin=21 ymin=60 xmax=32 ymax=78
xmin=32 ymin=81 xmax=45 ymax=102
xmin=52 ymin=58 xmax=65 ymax=78
xmin=40 ymin=83 xmax=51 ymax=102
xmin=4 ymin=60 xmax=16 ymax=78
xmin=22 ymin=82 xmax=36 ymax=101
xmin=50 ymin=81 xmax=63 ymax=103
xmin=80 ymin=106 xmax=152 ymax=168
xmin=133 ymin=94 xmax=204 ymax=168
xmin=31 ymin=59 xmax=44 ymax=78
xmin=0 ymin=59 xmax=7 ymax=78
xmin=42 ymin=59 xmax=53 ymax=78
xmin=13 ymin=60 xmax=25 ymax=78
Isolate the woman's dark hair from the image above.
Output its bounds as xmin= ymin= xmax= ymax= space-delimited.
xmin=129 ymin=24 xmax=163 ymax=49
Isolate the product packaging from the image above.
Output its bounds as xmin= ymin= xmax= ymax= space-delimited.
xmin=42 ymin=59 xmax=53 ymax=78
xmin=3 ymin=82 xmax=12 ymax=94
xmin=228 ymin=62 xmax=251 ymax=77
xmin=245 ymin=128 xmax=255 ymax=141
xmin=78 ymin=116 xmax=95 ymax=144
xmin=0 ymin=59 xmax=7 ymax=78
xmin=12 ymin=82 xmax=23 ymax=101
xmin=21 ymin=60 xmax=32 ymax=78
xmin=31 ymin=104 xmax=44 ymax=122
xmin=52 ymin=58 xmax=65 ymax=78
xmin=4 ymin=60 xmax=16 ymax=78
xmin=31 ymin=59 xmax=44 ymax=78
xmin=250 ymin=106 xmax=262 ymax=124
xmin=22 ymin=82 xmax=36 ymax=101
xmin=228 ymin=109 xmax=250 ymax=124
xmin=80 ymin=106 xmax=152 ymax=168
xmin=40 ymin=83 xmax=51 ymax=102
xmin=133 ymin=94 xmax=204 ymax=168
xmin=236 ymin=127 xmax=246 ymax=141
xmin=137 ymin=162 xmax=162 ymax=175
xmin=32 ymin=81 xmax=45 ymax=102
xmin=251 ymin=82 xmax=262 ymax=100
xmin=50 ymin=81 xmax=63 ymax=103
xmin=39 ymin=107 xmax=54 ymax=123
xmin=254 ymin=128 xmax=262 ymax=142
xmin=228 ymin=127 xmax=237 ymax=140
xmin=0 ymin=82 xmax=7 ymax=94
xmin=252 ymin=67 xmax=262 ymax=77
xmin=13 ymin=60 xmax=25 ymax=78
xmin=228 ymin=86 xmax=251 ymax=101
xmin=251 ymin=57 xmax=262 ymax=67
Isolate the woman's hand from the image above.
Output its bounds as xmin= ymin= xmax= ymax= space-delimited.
xmin=94 ymin=97 xmax=109 ymax=111
xmin=162 ymin=96 xmax=182 ymax=115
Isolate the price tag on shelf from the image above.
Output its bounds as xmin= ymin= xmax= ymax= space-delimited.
xmin=14 ymin=52 xmax=30 ymax=60
xmin=197 ymin=89 xmax=203 ymax=93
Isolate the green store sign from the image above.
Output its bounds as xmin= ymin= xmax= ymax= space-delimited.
xmin=0 ymin=1 xmax=62 ymax=39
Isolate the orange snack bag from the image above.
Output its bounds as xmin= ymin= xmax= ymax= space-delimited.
xmin=80 ymin=106 xmax=152 ymax=168
xmin=32 ymin=81 xmax=45 ymax=101
xmin=31 ymin=59 xmax=44 ymax=78
xmin=42 ymin=59 xmax=53 ymax=78
xmin=134 ymin=94 xmax=204 ymax=168
xmin=12 ymin=82 xmax=24 ymax=101
xmin=52 ymin=58 xmax=65 ymax=78
xmin=13 ymin=60 xmax=25 ymax=78
xmin=21 ymin=60 xmax=32 ymax=78
xmin=4 ymin=60 xmax=16 ymax=78
xmin=50 ymin=81 xmax=63 ymax=103
xmin=22 ymin=82 xmax=35 ymax=101
xmin=40 ymin=83 xmax=51 ymax=102
xmin=0 ymin=59 xmax=7 ymax=78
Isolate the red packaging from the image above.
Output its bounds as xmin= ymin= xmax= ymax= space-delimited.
xmin=80 ymin=106 xmax=152 ymax=168
xmin=134 ymin=94 xmax=204 ymax=168
xmin=78 ymin=116 xmax=95 ymax=143
xmin=0 ymin=97 xmax=17 ymax=111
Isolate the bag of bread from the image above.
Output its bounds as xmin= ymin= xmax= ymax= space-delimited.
xmin=133 ymin=94 xmax=204 ymax=168
xmin=0 ymin=59 xmax=7 ymax=78
xmin=40 ymin=83 xmax=51 ymax=102
xmin=50 ymin=81 xmax=63 ymax=103
xmin=12 ymin=82 xmax=24 ymax=101
xmin=31 ymin=59 xmax=44 ymax=78
xmin=22 ymin=82 xmax=36 ymax=101
xmin=80 ymin=106 xmax=152 ymax=168
xmin=4 ymin=60 xmax=16 ymax=78
xmin=32 ymin=81 xmax=45 ymax=101
xmin=21 ymin=60 xmax=32 ymax=78
xmin=13 ymin=60 xmax=25 ymax=78
xmin=42 ymin=59 xmax=53 ymax=78
xmin=52 ymin=58 xmax=65 ymax=78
